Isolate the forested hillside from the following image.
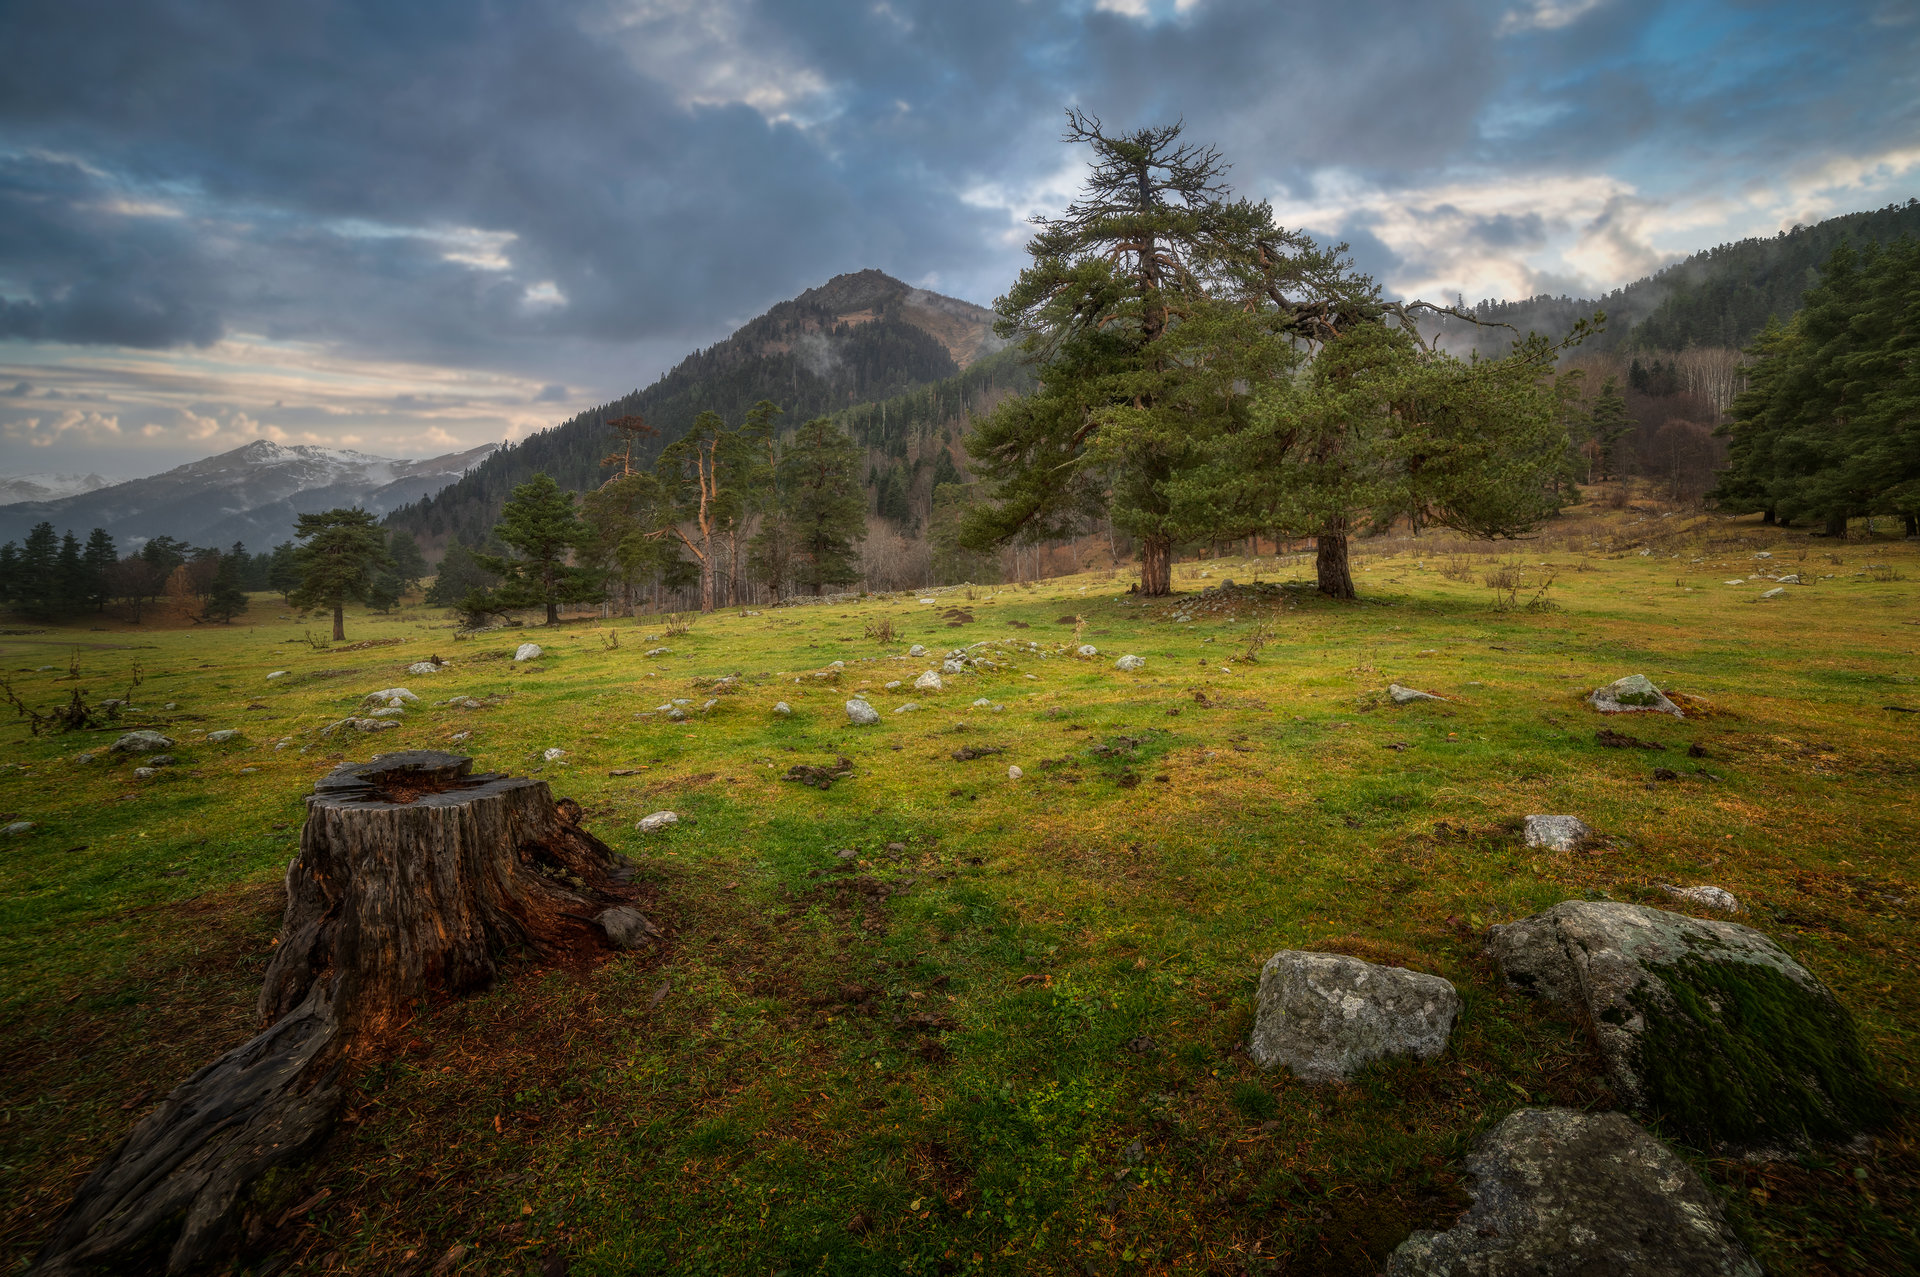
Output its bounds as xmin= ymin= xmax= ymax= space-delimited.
xmin=386 ymin=271 xmax=1000 ymax=547
xmin=1428 ymin=199 xmax=1920 ymax=355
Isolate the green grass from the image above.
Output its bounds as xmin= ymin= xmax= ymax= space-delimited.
xmin=2 ymin=509 xmax=1917 ymax=1275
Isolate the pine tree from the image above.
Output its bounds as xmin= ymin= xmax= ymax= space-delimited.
xmin=475 ymin=474 xmax=600 ymax=625
xmin=55 ymin=531 xmax=86 ymax=617
xmin=424 ymin=539 xmax=500 ymax=609
xmin=289 ymin=509 xmax=392 ymax=640
xmin=81 ymin=529 xmax=116 ymax=613
xmin=778 ymin=418 xmax=866 ymax=594
xmin=388 ymin=531 xmax=430 ymax=594
xmin=201 ymin=550 xmax=251 ymax=623
xmin=267 ymin=542 xmax=303 ymax=602
xmin=1588 ymin=379 xmax=1635 ymax=481
xmin=17 ymin=522 xmax=59 ymax=619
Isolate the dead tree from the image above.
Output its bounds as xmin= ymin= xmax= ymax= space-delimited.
xmin=34 ymin=752 xmax=656 ymax=1275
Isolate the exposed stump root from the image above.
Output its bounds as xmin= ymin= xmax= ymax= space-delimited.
xmin=35 ymin=752 xmax=647 ymax=1275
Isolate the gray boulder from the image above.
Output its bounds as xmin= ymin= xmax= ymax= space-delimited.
xmin=1387 ymin=1108 xmax=1760 ymax=1277
xmin=772 ymin=701 xmax=792 ymax=716
xmin=205 ymin=729 xmax=242 ymax=744
xmin=1523 ymin=814 xmax=1592 ymax=851
xmin=3 ymin=821 xmax=33 ymax=835
xmin=1388 ymin=683 xmax=1442 ymax=704
xmin=914 ymin=670 xmax=943 ymax=691
xmin=636 ymin=810 xmax=678 ymax=832
xmin=1487 ymin=900 xmax=1885 ymax=1146
xmin=514 ymin=642 xmax=543 ymax=662
xmin=908 ymin=644 xmax=929 ymax=657
xmin=941 ymin=658 xmax=966 ymax=674
xmin=110 ymin=730 xmax=174 ymax=753
xmin=846 ymin=698 xmax=881 ymax=725
xmin=1114 ymin=654 xmax=1146 ymax=672
xmin=362 ymin=688 xmax=419 ymax=705
xmin=1588 ymin=674 xmax=1683 ymax=717
xmin=1249 ymin=951 xmax=1460 ymax=1083
xmin=596 ymin=905 xmax=660 ymax=949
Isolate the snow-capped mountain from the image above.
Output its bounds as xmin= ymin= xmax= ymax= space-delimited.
xmin=0 ymin=440 xmax=498 ymax=549
xmin=0 ymin=472 xmax=113 ymax=505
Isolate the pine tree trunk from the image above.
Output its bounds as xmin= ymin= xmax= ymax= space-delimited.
xmin=1316 ymin=524 xmax=1356 ymax=600
xmin=1825 ymin=513 xmax=1849 ymax=538
xmin=35 ymin=753 xmax=648 ymax=1276
xmin=1139 ymin=535 xmax=1172 ymax=596
xmin=1762 ymin=509 xmax=1776 ymax=525
xmin=331 ymin=604 xmax=344 ymax=641
xmin=546 ymin=600 xmax=559 ymax=625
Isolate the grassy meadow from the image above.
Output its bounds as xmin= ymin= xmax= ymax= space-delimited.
xmin=2 ymin=505 xmax=1918 ymax=1276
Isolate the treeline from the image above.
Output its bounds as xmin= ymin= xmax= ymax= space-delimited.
xmin=0 ymin=524 xmax=432 ymax=625
xmin=1428 ymin=199 xmax=1920 ymax=357
xmin=387 ymin=290 xmax=965 ymax=548
xmin=1714 ymin=238 xmax=1920 ymax=535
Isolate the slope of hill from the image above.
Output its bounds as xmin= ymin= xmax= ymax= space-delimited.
xmin=0 ymin=472 xmax=113 ymax=505
xmin=387 ymin=271 xmax=1003 ymax=546
xmin=1427 ymin=198 xmax=1920 ymax=356
xmin=0 ymin=440 xmax=498 ymax=549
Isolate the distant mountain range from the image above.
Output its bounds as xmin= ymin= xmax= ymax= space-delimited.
xmin=0 ymin=472 xmax=113 ymax=505
xmin=385 ymin=270 xmax=1004 ymax=547
xmin=0 ymin=440 xmax=497 ymax=549
xmin=1427 ymin=198 xmax=1920 ymax=356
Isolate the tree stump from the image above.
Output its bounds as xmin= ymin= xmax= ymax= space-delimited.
xmin=35 ymin=752 xmax=649 ymax=1276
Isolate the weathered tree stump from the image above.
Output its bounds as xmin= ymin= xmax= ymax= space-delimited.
xmin=35 ymin=752 xmax=649 ymax=1275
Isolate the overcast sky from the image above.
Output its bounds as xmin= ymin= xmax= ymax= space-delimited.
xmin=2 ymin=0 xmax=1916 ymax=479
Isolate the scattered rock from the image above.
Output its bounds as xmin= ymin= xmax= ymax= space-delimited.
xmin=74 ymin=753 xmax=95 ymax=765
xmin=369 ymin=707 xmax=406 ymax=719
xmin=362 ymin=688 xmax=419 ymax=705
xmin=972 ymin=697 xmax=993 ymax=707
xmin=846 ymin=699 xmax=880 ymax=725
xmin=543 ymin=747 xmax=567 ymax=763
xmin=1250 ymin=951 xmax=1460 ymax=1083
xmin=133 ymin=767 xmax=158 ymax=779
xmin=596 ymin=905 xmax=661 ymax=949
xmin=205 ymin=729 xmax=242 ymax=744
xmin=941 ymin=658 xmax=965 ymax=675
xmin=320 ymin=718 xmax=400 ymax=737
xmin=1386 ymin=1108 xmax=1760 ymax=1277
xmin=406 ymin=661 xmax=445 ymax=675
xmin=110 ymin=730 xmax=174 ymax=754
xmin=644 ymin=647 xmax=671 ymax=657
xmin=1777 ymin=573 xmax=1802 ymax=584
xmin=514 ymin=643 xmax=543 ymax=662
xmin=636 ymin=811 xmax=678 ymax=832
xmin=914 ymin=670 xmax=943 ymax=691
xmin=908 ymin=644 xmax=928 ymax=657
xmin=1487 ymin=900 xmax=1886 ymax=1146
xmin=1588 ymin=674 xmax=1683 ymax=717
xmin=1659 ymin=884 xmax=1741 ymax=913
xmin=1387 ymin=683 xmax=1441 ymax=704
xmin=1007 ymin=765 xmax=1023 ymax=780
xmin=893 ymin=702 xmax=921 ymax=714
xmin=1760 ymin=587 xmax=1786 ymax=599
xmin=773 ymin=701 xmax=792 ymax=716
xmin=267 ymin=671 xmax=288 ymax=681
xmin=1114 ymin=654 xmax=1146 ymax=671
xmin=665 ymin=708 xmax=687 ymax=721
xmin=450 ymin=731 xmax=471 ymax=744
xmin=146 ymin=754 xmax=176 ymax=767
xmin=1076 ymin=644 xmax=1098 ymax=657
xmin=1523 ymin=814 xmax=1591 ymax=851
xmin=951 ymin=745 xmax=1005 ymax=761
xmin=3 ymin=821 xmax=33 ymax=836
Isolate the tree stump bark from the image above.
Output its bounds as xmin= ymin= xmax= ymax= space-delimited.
xmin=35 ymin=752 xmax=647 ymax=1276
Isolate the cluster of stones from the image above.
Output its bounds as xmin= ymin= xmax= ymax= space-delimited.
xmin=1245 ymin=670 xmax=1881 ymax=1274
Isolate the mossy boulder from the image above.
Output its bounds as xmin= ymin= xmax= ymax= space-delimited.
xmin=1587 ymin=673 xmax=1683 ymax=716
xmin=1388 ymin=1108 xmax=1759 ymax=1276
xmin=1487 ymin=900 xmax=1887 ymax=1149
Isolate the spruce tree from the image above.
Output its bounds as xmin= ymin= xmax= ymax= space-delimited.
xmin=388 ymin=531 xmax=430 ymax=594
xmin=17 ymin=523 xmax=59 ymax=619
xmin=55 ymin=531 xmax=86 ymax=617
xmin=778 ymin=418 xmax=865 ymax=594
xmin=1588 ymin=379 xmax=1635 ymax=481
xmin=201 ymin=551 xmax=251 ymax=623
xmin=476 ymin=474 xmax=600 ymax=625
xmin=289 ymin=508 xmax=391 ymax=640
xmin=82 ymin=529 xmax=116 ymax=613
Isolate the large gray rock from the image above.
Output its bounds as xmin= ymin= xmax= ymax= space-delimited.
xmin=1250 ymin=951 xmax=1460 ymax=1083
xmin=514 ymin=642 xmax=543 ymax=662
xmin=1387 ymin=683 xmax=1442 ymax=704
xmin=914 ymin=670 xmax=943 ymax=691
xmin=846 ymin=698 xmax=881 ymax=725
xmin=1387 ymin=1108 xmax=1760 ymax=1277
xmin=110 ymin=730 xmax=174 ymax=753
xmin=1588 ymin=674 xmax=1683 ymax=717
xmin=1114 ymin=654 xmax=1146 ymax=671
xmin=1488 ymin=900 xmax=1885 ymax=1146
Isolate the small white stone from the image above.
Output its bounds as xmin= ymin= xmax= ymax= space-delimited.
xmin=972 ymin=697 xmax=993 ymax=707
xmin=514 ymin=642 xmax=543 ymax=662
xmin=407 ymin=661 xmax=444 ymax=675
xmin=1114 ymin=654 xmax=1146 ymax=671
xmin=914 ymin=670 xmax=943 ymax=691
xmin=894 ymin=702 xmax=920 ymax=713
xmin=450 ymin=731 xmax=471 ymax=743
xmin=1007 ymin=764 xmax=1023 ymax=780
xmin=908 ymin=644 xmax=928 ymax=657
xmin=773 ymin=701 xmax=792 ymax=716
xmin=206 ymin=729 xmax=241 ymax=743
xmin=1659 ymin=883 xmax=1741 ymax=913
xmin=1077 ymin=644 xmax=1098 ymax=657
xmin=267 ymin=671 xmax=288 ymax=680
xmin=3 ymin=821 xmax=33 ymax=836
xmin=1523 ymin=814 xmax=1592 ymax=851
xmin=1760 ymin=587 xmax=1785 ymax=599
xmin=636 ymin=810 xmax=678 ymax=832
xmin=846 ymin=698 xmax=881 ymax=725
xmin=543 ymin=747 xmax=567 ymax=762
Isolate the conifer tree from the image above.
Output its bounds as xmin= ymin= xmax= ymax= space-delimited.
xmin=289 ymin=508 xmax=391 ymax=640
xmin=475 ymin=474 xmax=600 ymax=624
xmin=201 ymin=550 xmax=251 ymax=623
xmin=387 ymin=531 xmax=430 ymax=594
xmin=778 ymin=418 xmax=866 ymax=594
xmin=82 ymin=529 xmax=116 ymax=613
